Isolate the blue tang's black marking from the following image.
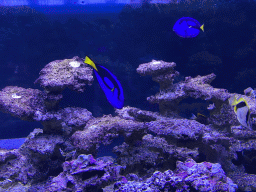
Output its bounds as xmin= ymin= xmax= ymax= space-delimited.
xmin=84 ymin=56 xmax=124 ymax=109
xmin=94 ymin=64 xmax=124 ymax=109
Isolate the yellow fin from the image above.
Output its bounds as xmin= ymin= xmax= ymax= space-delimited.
xmin=229 ymin=94 xmax=239 ymax=113
xmin=196 ymin=113 xmax=208 ymax=125
xmin=229 ymin=95 xmax=238 ymax=106
xmin=197 ymin=113 xmax=206 ymax=118
xmin=237 ymin=97 xmax=250 ymax=108
xmin=84 ymin=56 xmax=98 ymax=71
xmin=200 ymin=24 xmax=204 ymax=32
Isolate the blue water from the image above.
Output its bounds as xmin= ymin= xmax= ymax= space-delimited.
xmin=0 ymin=0 xmax=255 ymax=141
xmin=0 ymin=138 xmax=26 ymax=150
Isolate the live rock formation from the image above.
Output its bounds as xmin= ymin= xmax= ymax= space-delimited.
xmin=1 ymin=57 xmax=256 ymax=191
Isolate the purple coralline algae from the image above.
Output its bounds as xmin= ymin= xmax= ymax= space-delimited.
xmin=114 ymin=159 xmax=237 ymax=192
xmin=0 ymin=56 xmax=256 ymax=191
xmin=0 ymin=86 xmax=46 ymax=120
xmin=137 ymin=60 xmax=231 ymax=117
xmin=34 ymin=56 xmax=93 ymax=93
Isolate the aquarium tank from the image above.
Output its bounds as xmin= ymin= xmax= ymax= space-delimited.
xmin=0 ymin=0 xmax=256 ymax=191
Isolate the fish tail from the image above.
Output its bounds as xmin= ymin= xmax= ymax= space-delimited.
xmin=200 ymin=24 xmax=204 ymax=32
xmin=84 ymin=56 xmax=98 ymax=71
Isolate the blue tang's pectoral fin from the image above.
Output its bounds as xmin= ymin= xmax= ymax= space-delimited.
xmin=94 ymin=65 xmax=124 ymax=109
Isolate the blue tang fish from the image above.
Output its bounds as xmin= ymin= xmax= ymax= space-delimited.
xmin=173 ymin=17 xmax=204 ymax=38
xmin=84 ymin=56 xmax=124 ymax=109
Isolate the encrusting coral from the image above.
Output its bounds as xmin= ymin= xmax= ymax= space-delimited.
xmin=1 ymin=56 xmax=256 ymax=191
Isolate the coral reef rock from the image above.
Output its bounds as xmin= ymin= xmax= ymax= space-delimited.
xmin=1 ymin=57 xmax=256 ymax=191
